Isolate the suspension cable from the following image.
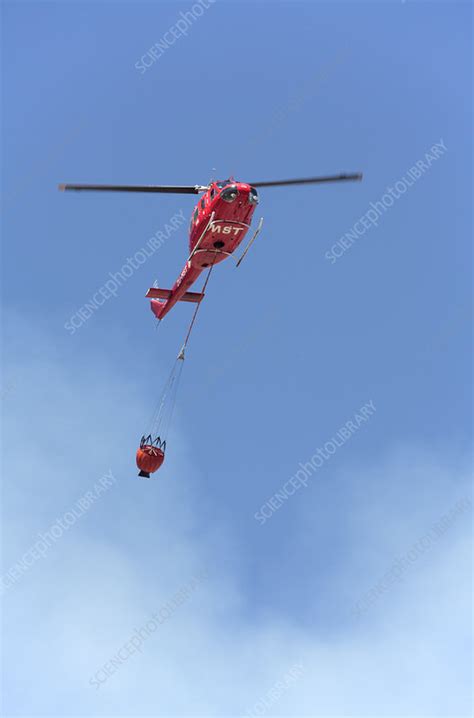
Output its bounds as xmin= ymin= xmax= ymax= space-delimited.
xmin=179 ymin=254 xmax=217 ymax=358
xmin=143 ymin=255 xmax=217 ymax=441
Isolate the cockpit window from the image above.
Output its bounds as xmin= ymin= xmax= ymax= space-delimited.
xmin=190 ymin=208 xmax=198 ymax=231
xmin=249 ymin=187 xmax=259 ymax=204
xmin=221 ymin=185 xmax=238 ymax=203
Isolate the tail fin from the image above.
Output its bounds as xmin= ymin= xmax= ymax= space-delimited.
xmin=148 ymin=286 xmax=205 ymax=321
xmin=146 ymin=287 xmax=205 ymax=303
xmin=150 ymin=299 xmax=167 ymax=320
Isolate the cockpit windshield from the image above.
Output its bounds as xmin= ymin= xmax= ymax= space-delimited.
xmin=249 ymin=187 xmax=259 ymax=204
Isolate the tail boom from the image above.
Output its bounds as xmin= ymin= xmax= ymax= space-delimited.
xmin=147 ymin=263 xmax=203 ymax=321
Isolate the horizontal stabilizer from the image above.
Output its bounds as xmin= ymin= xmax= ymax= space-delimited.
xmin=145 ymin=287 xmax=204 ymax=303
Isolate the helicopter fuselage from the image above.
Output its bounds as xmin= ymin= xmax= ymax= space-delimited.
xmin=148 ymin=180 xmax=259 ymax=320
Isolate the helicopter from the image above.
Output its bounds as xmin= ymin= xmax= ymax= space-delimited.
xmin=59 ymin=172 xmax=362 ymax=321
xmin=60 ymin=172 xmax=363 ymax=478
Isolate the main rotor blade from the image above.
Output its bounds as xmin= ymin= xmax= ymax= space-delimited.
xmin=249 ymin=173 xmax=363 ymax=188
xmin=58 ymin=183 xmax=208 ymax=194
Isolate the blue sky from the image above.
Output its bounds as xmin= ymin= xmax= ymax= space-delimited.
xmin=1 ymin=1 xmax=472 ymax=715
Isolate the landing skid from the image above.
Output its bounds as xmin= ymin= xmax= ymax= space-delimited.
xmin=236 ymin=217 xmax=264 ymax=267
xmin=187 ymin=211 xmax=215 ymax=263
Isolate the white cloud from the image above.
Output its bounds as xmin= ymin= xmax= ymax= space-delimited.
xmin=2 ymin=314 xmax=472 ymax=716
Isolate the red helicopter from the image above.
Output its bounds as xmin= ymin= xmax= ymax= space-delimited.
xmin=59 ymin=173 xmax=362 ymax=321
xmin=60 ymin=172 xmax=363 ymax=478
